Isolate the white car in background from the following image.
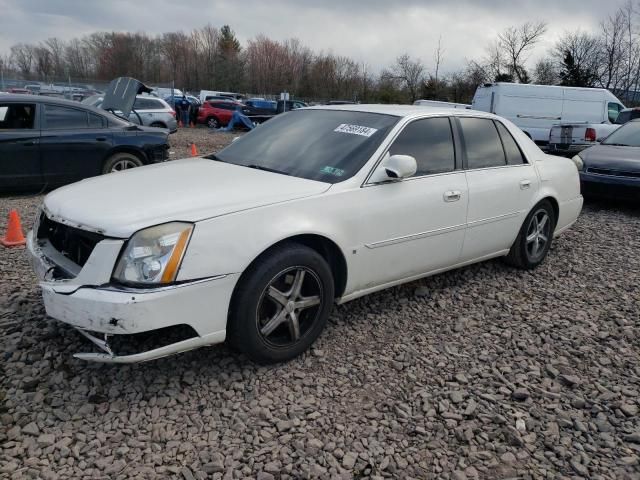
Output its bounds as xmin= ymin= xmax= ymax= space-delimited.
xmin=82 ymin=94 xmax=178 ymax=133
xmin=27 ymin=105 xmax=583 ymax=364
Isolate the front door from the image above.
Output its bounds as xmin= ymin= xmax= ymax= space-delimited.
xmin=0 ymin=102 xmax=41 ymax=190
xmin=350 ymin=117 xmax=469 ymax=291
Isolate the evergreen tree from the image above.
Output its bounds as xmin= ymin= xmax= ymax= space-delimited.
xmin=559 ymin=51 xmax=597 ymax=87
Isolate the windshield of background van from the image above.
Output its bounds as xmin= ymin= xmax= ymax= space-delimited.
xmin=213 ymin=110 xmax=399 ymax=183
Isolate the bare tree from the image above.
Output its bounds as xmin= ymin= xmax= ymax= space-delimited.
xmin=553 ymin=31 xmax=600 ymax=84
xmin=533 ymin=58 xmax=557 ymax=85
xmin=33 ymin=45 xmax=53 ymax=80
xmin=393 ymin=53 xmax=425 ymax=102
xmin=10 ymin=43 xmax=34 ymax=76
xmin=599 ymin=9 xmax=627 ymax=90
xmin=433 ymin=36 xmax=444 ymax=97
xmin=498 ymin=21 xmax=547 ymax=82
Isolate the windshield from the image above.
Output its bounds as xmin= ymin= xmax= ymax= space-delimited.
xmin=602 ymin=121 xmax=640 ymax=147
xmin=211 ymin=109 xmax=398 ymax=183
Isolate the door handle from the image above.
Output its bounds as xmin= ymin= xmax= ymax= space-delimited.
xmin=95 ymin=137 xmax=107 ymax=141
xmin=520 ymin=180 xmax=532 ymax=190
xmin=444 ymin=190 xmax=462 ymax=202
xmin=21 ymin=139 xmax=39 ymax=146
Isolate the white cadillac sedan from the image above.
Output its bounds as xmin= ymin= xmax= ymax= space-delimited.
xmin=27 ymin=105 xmax=583 ymax=363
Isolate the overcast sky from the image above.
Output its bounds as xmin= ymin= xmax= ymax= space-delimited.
xmin=0 ymin=0 xmax=627 ymax=74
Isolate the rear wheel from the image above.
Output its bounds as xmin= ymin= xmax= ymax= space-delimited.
xmin=207 ymin=117 xmax=220 ymax=129
xmin=102 ymin=153 xmax=144 ymax=174
xmin=227 ymin=243 xmax=335 ymax=364
xmin=504 ymin=200 xmax=555 ymax=269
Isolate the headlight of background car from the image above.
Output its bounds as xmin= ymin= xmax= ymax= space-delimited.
xmin=113 ymin=222 xmax=193 ymax=285
xmin=571 ymin=154 xmax=584 ymax=171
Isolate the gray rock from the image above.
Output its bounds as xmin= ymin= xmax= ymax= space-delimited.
xmin=512 ymin=388 xmax=530 ymax=401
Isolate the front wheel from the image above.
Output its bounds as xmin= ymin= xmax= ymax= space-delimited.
xmin=102 ymin=153 xmax=144 ymax=174
xmin=504 ymin=200 xmax=555 ymax=269
xmin=227 ymin=243 xmax=335 ymax=364
xmin=207 ymin=117 xmax=220 ymax=129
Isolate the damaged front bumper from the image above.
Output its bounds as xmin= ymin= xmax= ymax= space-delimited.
xmin=27 ymin=229 xmax=240 ymax=363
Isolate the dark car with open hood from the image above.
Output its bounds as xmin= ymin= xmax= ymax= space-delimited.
xmin=0 ymin=77 xmax=170 ymax=191
xmin=574 ymin=120 xmax=640 ymax=201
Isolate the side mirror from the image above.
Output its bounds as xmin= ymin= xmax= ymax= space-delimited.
xmin=369 ymin=154 xmax=417 ymax=183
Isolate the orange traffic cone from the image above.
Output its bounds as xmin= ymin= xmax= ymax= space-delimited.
xmin=191 ymin=143 xmax=199 ymax=156
xmin=189 ymin=121 xmax=195 ymax=128
xmin=1 ymin=210 xmax=26 ymax=247
xmin=178 ymin=120 xmax=184 ymax=128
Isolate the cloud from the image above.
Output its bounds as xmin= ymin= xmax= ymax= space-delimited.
xmin=0 ymin=0 xmax=626 ymax=74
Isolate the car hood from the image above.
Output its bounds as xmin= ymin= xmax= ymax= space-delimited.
xmin=581 ymin=144 xmax=640 ymax=170
xmin=101 ymin=77 xmax=152 ymax=117
xmin=43 ymin=158 xmax=331 ymax=238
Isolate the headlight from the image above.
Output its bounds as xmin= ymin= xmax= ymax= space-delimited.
xmin=113 ymin=222 xmax=193 ymax=285
xmin=571 ymin=154 xmax=584 ymax=171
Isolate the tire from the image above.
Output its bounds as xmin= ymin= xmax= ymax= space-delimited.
xmin=102 ymin=152 xmax=144 ymax=174
xmin=149 ymin=122 xmax=166 ymax=129
xmin=207 ymin=117 xmax=220 ymax=129
xmin=227 ymin=243 xmax=335 ymax=364
xmin=504 ymin=200 xmax=556 ymax=269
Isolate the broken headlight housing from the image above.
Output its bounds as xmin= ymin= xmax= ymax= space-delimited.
xmin=113 ymin=222 xmax=193 ymax=285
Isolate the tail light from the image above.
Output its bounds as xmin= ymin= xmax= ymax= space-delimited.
xmin=585 ymin=128 xmax=597 ymax=142
xmin=170 ymin=110 xmax=176 ymax=117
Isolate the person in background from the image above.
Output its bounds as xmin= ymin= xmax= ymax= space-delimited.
xmin=215 ymin=104 xmax=254 ymax=132
xmin=179 ymin=95 xmax=190 ymax=127
xmin=189 ymin=99 xmax=199 ymax=127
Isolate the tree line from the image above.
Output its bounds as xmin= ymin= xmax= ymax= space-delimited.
xmin=1 ymin=1 xmax=639 ymax=104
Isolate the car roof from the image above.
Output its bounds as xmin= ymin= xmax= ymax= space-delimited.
xmin=0 ymin=93 xmax=121 ymax=117
xmin=306 ymin=103 xmax=495 ymax=119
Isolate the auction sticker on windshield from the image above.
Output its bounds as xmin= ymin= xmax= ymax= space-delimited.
xmin=334 ymin=124 xmax=378 ymax=137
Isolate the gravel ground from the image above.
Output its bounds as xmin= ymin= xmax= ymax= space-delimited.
xmin=1 ymin=159 xmax=639 ymax=479
xmin=167 ymin=126 xmax=240 ymax=159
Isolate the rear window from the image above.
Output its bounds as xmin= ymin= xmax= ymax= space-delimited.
xmin=213 ymin=110 xmax=398 ymax=183
xmin=459 ymin=117 xmax=506 ymax=169
xmin=495 ymin=122 xmax=526 ymax=165
xmin=44 ymin=105 xmax=88 ymax=129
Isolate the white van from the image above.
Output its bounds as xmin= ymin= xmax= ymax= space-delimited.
xmin=413 ymin=99 xmax=471 ymax=109
xmin=472 ymin=83 xmax=625 ymax=144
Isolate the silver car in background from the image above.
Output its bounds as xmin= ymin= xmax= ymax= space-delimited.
xmin=82 ymin=95 xmax=178 ymax=133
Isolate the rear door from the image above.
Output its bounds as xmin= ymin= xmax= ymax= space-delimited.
xmin=39 ymin=104 xmax=113 ymax=185
xmin=458 ymin=117 xmax=538 ymax=260
xmin=0 ymin=102 xmax=41 ymax=189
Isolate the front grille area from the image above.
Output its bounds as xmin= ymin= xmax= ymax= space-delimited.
xmin=587 ymin=167 xmax=640 ymax=179
xmin=37 ymin=215 xmax=106 ymax=267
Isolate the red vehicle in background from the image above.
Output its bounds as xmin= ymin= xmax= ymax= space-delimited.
xmin=197 ymin=100 xmax=243 ymax=129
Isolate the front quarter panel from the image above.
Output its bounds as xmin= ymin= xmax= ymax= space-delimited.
xmin=177 ymin=189 xmax=359 ymax=285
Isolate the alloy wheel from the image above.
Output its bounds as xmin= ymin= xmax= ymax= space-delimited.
xmin=110 ymin=159 xmax=139 ymax=172
xmin=256 ymin=267 xmax=323 ymax=347
xmin=525 ymin=208 xmax=551 ymax=262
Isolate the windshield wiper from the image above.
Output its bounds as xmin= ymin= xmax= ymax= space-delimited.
xmin=246 ymin=164 xmax=290 ymax=176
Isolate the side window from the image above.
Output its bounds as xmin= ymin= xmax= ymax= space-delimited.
xmin=495 ymin=122 xmax=526 ymax=165
xmin=133 ymin=98 xmax=154 ymax=110
xmin=44 ymin=105 xmax=88 ymax=129
xmin=608 ymin=103 xmax=623 ymax=123
xmin=459 ymin=117 xmax=506 ymax=169
xmin=0 ymin=103 xmax=36 ymax=129
xmin=388 ymin=117 xmax=456 ymax=176
xmin=88 ymin=113 xmax=105 ymax=128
